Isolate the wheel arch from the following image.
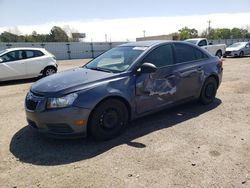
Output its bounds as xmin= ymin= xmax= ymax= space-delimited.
xmin=40 ymin=65 xmax=57 ymax=74
xmin=86 ymin=95 xmax=132 ymax=135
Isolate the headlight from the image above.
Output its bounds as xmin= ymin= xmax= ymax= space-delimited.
xmin=47 ymin=93 xmax=78 ymax=109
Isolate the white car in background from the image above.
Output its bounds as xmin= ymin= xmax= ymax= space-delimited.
xmin=224 ymin=42 xmax=250 ymax=57
xmin=185 ymin=38 xmax=226 ymax=58
xmin=0 ymin=47 xmax=58 ymax=82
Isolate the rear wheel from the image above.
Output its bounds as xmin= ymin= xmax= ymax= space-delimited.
xmin=43 ymin=67 xmax=57 ymax=77
xmin=216 ymin=50 xmax=222 ymax=58
xmin=89 ymin=99 xmax=128 ymax=140
xmin=199 ymin=77 xmax=218 ymax=105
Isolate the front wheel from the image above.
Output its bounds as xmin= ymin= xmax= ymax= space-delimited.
xmin=239 ymin=51 xmax=244 ymax=58
xmin=43 ymin=67 xmax=57 ymax=77
xmin=199 ymin=77 xmax=218 ymax=105
xmin=89 ymin=99 xmax=128 ymax=140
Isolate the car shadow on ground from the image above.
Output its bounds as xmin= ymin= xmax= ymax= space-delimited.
xmin=0 ymin=77 xmax=40 ymax=86
xmin=10 ymin=99 xmax=222 ymax=166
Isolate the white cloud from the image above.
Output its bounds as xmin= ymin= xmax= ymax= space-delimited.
xmin=0 ymin=12 xmax=250 ymax=42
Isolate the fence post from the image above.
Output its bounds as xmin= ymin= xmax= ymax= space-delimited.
xmin=90 ymin=42 xmax=94 ymax=58
xmin=66 ymin=43 xmax=71 ymax=60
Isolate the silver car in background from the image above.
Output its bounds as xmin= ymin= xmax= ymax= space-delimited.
xmin=224 ymin=42 xmax=250 ymax=57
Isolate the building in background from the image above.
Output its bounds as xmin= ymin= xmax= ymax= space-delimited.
xmin=136 ymin=33 xmax=179 ymax=41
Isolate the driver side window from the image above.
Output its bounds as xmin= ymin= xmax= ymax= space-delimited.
xmin=1 ymin=51 xmax=20 ymax=62
xmin=143 ymin=44 xmax=174 ymax=68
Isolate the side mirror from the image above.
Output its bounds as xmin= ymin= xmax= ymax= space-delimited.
xmin=209 ymin=42 xmax=213 ymax=45
xmin=140 ymin=62 xmax=157 ymax=74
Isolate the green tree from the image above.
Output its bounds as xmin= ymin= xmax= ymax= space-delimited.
xmin=50 ymin=26 xmax=69 ymax=42
xmin=178 ymin=27 xmax=198 ymax=40
xmin=231 ymin=28 xmax=242 ymax=38
xmin=0 ymin=32 xmax=20 ymax=42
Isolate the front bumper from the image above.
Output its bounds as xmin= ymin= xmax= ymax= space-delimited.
xmin=224 ymin=51 xmax=239 ymax=57
xmin=26 ymin=106 xmax=91 ymax=138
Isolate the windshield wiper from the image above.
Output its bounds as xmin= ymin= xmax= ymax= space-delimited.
xmin=86 ymin=66 xmax=113 ymax=73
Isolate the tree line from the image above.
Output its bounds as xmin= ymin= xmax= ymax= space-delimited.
xmin=178 ymin=26 xmax=250 ymax=40
xmin=1 ymin=25 xmax=250 ymax=42
xmin=0 ymin=26 xmax=79 ymax=42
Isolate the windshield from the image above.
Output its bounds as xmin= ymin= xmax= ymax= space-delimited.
xmin=228 ymin=43 xmax=246 ymax=48
xmin=85 ymin=46 xmax=146 ymax=73
xmin=185 ymin=39 xmax=198 ymax=45
xmin=0 ymin=49 xmax=7 ymax=56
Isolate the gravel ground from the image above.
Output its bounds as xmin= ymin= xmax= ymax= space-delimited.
xmin=0 ymin=57 xmax=250 ymax=188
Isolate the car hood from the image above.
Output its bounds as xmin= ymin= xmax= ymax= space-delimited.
xmin=226 ymin=47 xmax=242 ymax=51
xmin=31 ymin=68 xmax=118 ymax=96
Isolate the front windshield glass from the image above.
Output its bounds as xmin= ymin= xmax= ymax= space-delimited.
xmin=228 ymin=43 xmax=245 ymax=48
xmin=85 ymin=46 xmax=146 ymax=73
xmin=185 ymin=39 xmax=198 ymax=44
xmin=0 ymin=50 xmax=7 ymax=55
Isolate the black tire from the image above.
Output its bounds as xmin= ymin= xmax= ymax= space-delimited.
xmin=89 ymin=99 xmax=128 ymax=140
xmin=239 ymin=51 xmax=244 ymax=58
xmin=199 ymin=77 xmax=218 ymax=105
xmin=43 ymin=67 xmax=57 ymax=77
xmin=216 ymin=50 xmax=222 ymax=58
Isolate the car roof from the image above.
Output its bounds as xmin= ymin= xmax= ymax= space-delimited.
xmin=4 ymin=47 xmax=45 ymax=51
xmin=120 ymin=40 xmax=173 ymax=47
xmin=234 ymin=42 xmax=248 ymax=44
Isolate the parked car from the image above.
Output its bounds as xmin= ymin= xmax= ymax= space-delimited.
xmin=185 ymin=38 xmax=226 ymax=58
xmin=25 ymin=41 xmax=223 ymax=140
xmin=0 ymin=47 xmax=57 ymax=82
xmin=224 ymin=42 xmax=250 ymax=57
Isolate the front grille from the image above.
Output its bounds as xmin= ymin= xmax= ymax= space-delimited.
xmin=25 ymin=91 xmax=44 ymax=111
xmin=225 ymin=51 xmax=231 ymax=55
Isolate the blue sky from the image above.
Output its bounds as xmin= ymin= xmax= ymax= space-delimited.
xmin=1 ymin=0 xmax=250 ymax=27
xmin=0 ymin=0 xmax=250 ymax=41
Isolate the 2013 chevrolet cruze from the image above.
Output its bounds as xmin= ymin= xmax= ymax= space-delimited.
xmin=25 ymin=41 xmax=223 ymax=140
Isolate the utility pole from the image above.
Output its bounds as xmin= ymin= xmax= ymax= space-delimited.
xmin=143 ymin=30 xmax=146 ymax=38
xmin=105 ymin=34 xmax=107 ymax=42
xmin=207 ymin=20 xmax=211 ymax=39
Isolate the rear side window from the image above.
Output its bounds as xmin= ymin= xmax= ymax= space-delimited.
xmin=194 ymin=48 xmax=208 ymax=59
xmin=174 ymin=43 xmax=208 ymax=64
xmin=198 ymin=40 xmax=207 ymax=47
xmin=143 ymin=44 xmax=174 ymax=68
xmin=24 ymin=50 xmax=44 ymax=58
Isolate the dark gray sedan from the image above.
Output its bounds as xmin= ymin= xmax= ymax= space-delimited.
xmin=25 ymin=41 xmax=223 ymax=140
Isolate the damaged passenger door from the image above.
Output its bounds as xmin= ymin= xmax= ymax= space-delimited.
xmin=135 ymin=44 xmax=179 ymax=114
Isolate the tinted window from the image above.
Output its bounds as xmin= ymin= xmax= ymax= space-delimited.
xmin=143 ymin=44 xmax=174 ymax=67
xmin=24 ymin=50 xmax=44 ymax=59
xmin=175 ymin=43 xmax=208 ymax=64
xmin=0 ymin=51 xmax=21 ymax=62
xmin=175 ymin=44 xmax=196 ymax=63
xmin=198 ymin=40 xmax=207 ymax=47
xmin=194 ymin=48 xmax=208 ymax=60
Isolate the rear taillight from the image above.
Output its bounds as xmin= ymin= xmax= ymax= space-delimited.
xmin=219 ymin=58 xmax=223 ymax=67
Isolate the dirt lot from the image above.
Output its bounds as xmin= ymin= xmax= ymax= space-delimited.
xmin=0 ymin=57 xmax=250 ymax=188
